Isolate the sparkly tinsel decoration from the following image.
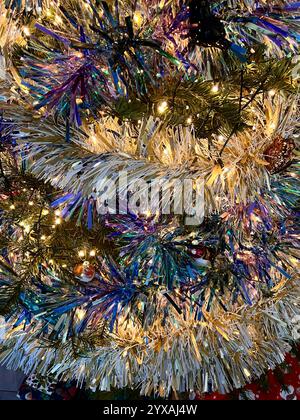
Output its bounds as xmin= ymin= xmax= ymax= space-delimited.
xmin=5 ymin=0 xmax=43 ymax=14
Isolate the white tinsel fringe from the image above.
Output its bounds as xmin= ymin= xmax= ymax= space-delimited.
xmin=0 ymin=279 xmax=299 ymax=396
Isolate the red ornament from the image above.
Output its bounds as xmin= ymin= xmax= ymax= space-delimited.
xmin=188 ymin=241 xmax=211 ymax=259
xmin=74 ymin=261 xmax=95 ymax=283
xmin=263 ymin=136 xmax=295 ymax=174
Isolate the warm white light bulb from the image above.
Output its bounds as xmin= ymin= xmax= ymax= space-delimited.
xmin=55 ymin=15 xmax=63 ymax=25
xmin=76 ymin=308 xmax=86 ymax=321
xmin=23 ymin=26 xmax=30 ymax=36
xmin=133 ymin=12 xmax=143 ymax=27
xmin=211 ymin=84 xmax=219 ymax=93
xmin=157 ymin=101 xmax=168 ymax=114
xmin=24 ymin=225 xmax=31 ymax=233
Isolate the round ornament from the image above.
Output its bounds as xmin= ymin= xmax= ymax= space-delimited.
xmin=188 ymin=241 xmax=212 ymax=267
xmin=263 ymin=136 xmax=295 ymax=174
xmin=74 ymin=261 xmax=95 ymax=283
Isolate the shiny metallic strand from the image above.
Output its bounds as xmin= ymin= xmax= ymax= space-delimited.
xmin=0 ymin=277 xmax=299 ymax=396
xmin=0 ymin=0 xmax=299 ymax=398
xmin=2 ymin=0 xmax=299 ymax=89
xmin=16 ymin=95 xmax=299 ymax=219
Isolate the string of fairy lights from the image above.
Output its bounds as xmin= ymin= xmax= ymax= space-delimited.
xmin=0 ymin=0 xmax=299 ymax=397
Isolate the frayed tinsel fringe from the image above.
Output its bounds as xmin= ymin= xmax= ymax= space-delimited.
xmin=0 ymin=279 xmax=299 ymax=397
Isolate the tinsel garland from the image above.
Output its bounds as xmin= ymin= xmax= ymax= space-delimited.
xmin=18 ymin=95 xmax=298 ymax=220
xmin=0 ymin=0 xmax=299 ymax=399
xmin=1 ymin=0 xmax=299 ymax=92
xmin=4 ymin=1 xmax=45 ymax=14
xmin=0 ymin=278 xmax=299 ymax=396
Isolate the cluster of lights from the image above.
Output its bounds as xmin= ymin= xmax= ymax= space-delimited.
xmin=78 ymin=249 xmax=97 ymax=258
xmin=157 ymin=83 xmax=221 ymax=122
xmin=157 ymin=101 xmax=193 ymax=125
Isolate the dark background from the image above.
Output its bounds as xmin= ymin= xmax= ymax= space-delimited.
xmin=0 ymin=367 xmax=24 ymax=400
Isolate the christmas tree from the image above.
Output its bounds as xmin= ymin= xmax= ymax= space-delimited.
xmin=0 ymin=0 xmax=299 ymax=398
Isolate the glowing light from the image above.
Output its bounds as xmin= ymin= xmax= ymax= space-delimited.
xmin=76 ymin=309 xmax=86 ymax=321
xmin=22 ymin=26 xmax=30 ymax=36
xmin=74 ymin=51 xmax=84 ymax=59
xmin=90 ymin=135 xmax=97 ymax=144
xmin=10 ymin=204 xmax=16 ymax=210
xmin=217 ymin=135 xmax=225 ymax=141
xmin=55 ymin=218 xmax=61 ymax=225
xmin=78 ymin=250 xmax=86 ymax=258
xmin=133 ymin=12 xmax=143 ymax=27
xmin=269 ymin=89 xmax=276 ymax=97
xmin=186 ymin=117 xmax=193 ymax=125
xmin=145 ymin=209 xmax=152 ymax=218
xmin=24 ymin=225 xmax=31 ymax=234
xmin=42 ymin=209 xmax=49 ymax=216
xmin=54 ymin=209 xmax=61 ymax=217
xmin=55 ymin=15 xmax=63 ymax=25
xmin=28 ymin=201 xmax=34 ymax=206
xmin=211 ymin=84 xmax=219 ymax=93
xmin=41 ymin=235 xmax=46 ymax=241
xmin=157 ymin=101 xmax=168 ymax=114
xmin=89 ymin=250 xmax=96 ymax=257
